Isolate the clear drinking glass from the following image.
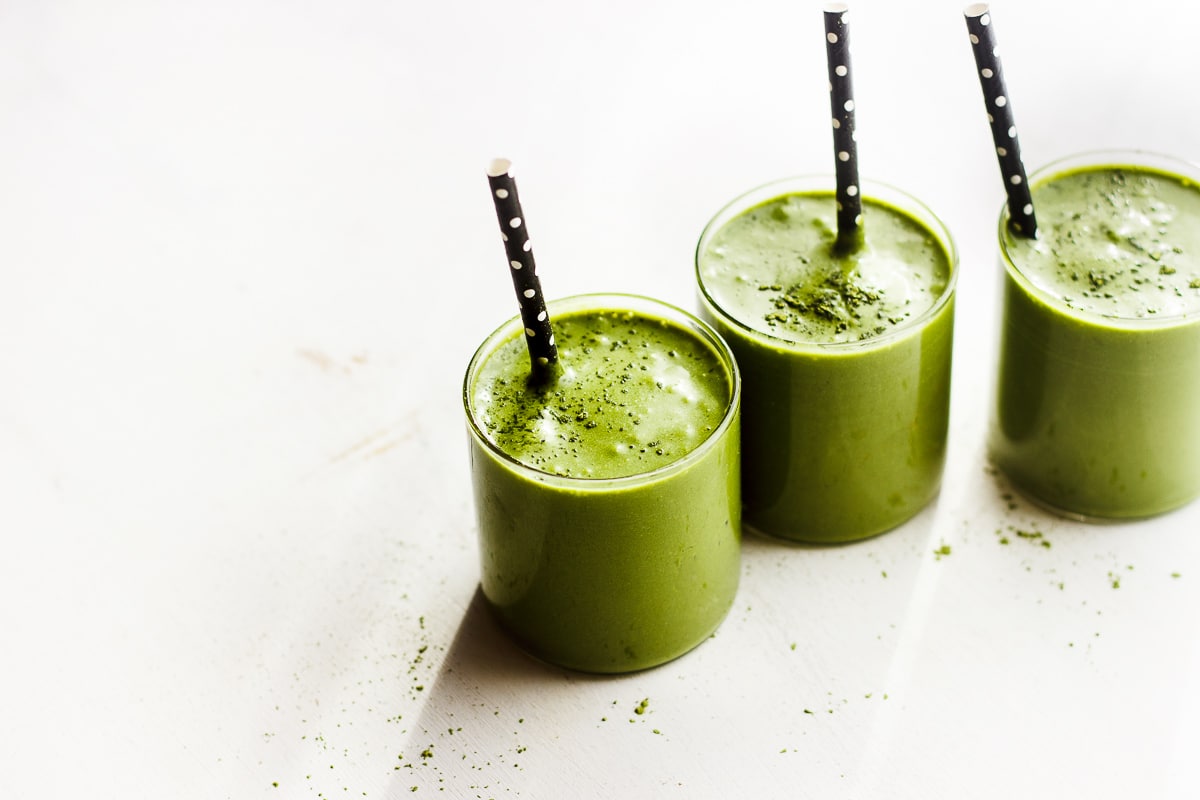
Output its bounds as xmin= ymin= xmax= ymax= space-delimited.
xmin=463 ymin=293 xmax=742 ymax=672
xmin=696 ymin=176 xmax=958 ymax=543
xmin=990 ymin=150 xmax=1200 ymax=519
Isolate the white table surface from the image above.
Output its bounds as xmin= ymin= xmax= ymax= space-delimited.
xmin=4 ymin=1 xmax=1200 ymax=797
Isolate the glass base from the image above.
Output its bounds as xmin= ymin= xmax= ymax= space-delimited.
xmin=993 ymin=462 xmax=1200 ymax=524
xmin=741 ymin=492 xmax=940 ymax=546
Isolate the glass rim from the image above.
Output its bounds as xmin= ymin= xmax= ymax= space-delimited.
xmin=462 ymin=292 xmax=742 ymax=488
xmin=997 ymin=148 xmax=1200 ymax=329
xmin=694 ymin=174 xmax=960 ymax=353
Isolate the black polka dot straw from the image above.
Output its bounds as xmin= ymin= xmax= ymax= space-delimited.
xmin=964 ymin=4 xmax=1038 ymax=238
xmin=824 ymin=3 xmax=862 ymax=248
xmin=486 ymin=158 xmax=558 ymax=377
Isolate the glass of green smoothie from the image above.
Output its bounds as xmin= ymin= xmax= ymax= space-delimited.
xmin=990 ymin=150 xmax=1200 ymax=519
xmin=695 ymin=176 xmax=958 ymax=544
xmin=463 ymin=293 xmax=742 ymax=673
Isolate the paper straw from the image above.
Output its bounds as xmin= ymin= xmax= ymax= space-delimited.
xmin=486 ymin=158 xmax=558 ymax=375
xmin=964 ymin=4 xmax=1038 ymax=237
xmin=824 ymin=3 xmax=862 ymax=246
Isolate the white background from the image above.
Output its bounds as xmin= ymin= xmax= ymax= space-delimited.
xmin=3 ymin=1 xmax=1199 ymax=797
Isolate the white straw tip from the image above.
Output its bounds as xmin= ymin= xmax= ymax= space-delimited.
xmin=487 ymin=158 xmax=512 ymax=178
xmin=964 ymin=3 xmax=990 ymax=17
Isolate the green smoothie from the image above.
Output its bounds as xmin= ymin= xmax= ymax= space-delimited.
xmin=463 ymin=294 xmax=741 ymax=673
xmin=696 ymin=177 xmax=957 ymax=543
xmin=991 ymin=152 xmax=1200 ymax=518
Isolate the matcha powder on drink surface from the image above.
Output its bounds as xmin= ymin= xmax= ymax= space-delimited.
xmin=472 ymin=309 xmax=733 ymax=479
xmin=699 ymin=191 xmax=952 ymax=345
xmin=1005 ymin=165 xmax=1200 ymax=319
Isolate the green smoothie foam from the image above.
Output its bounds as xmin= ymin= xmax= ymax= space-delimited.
xmin=992 ymin=156 xmax=1200 ymax=518
xmin=699 ymin=191 xmax=951 ymax=344
xmin=697 ymin=180 xmax=956 ymax=543
xmin=464 ymin=295 xmax=741 ymax=673
xmin=1001 ymin=166 xmax=1200 ymax=318
xmin=471 ymin=307 xmax=732 ymax=479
